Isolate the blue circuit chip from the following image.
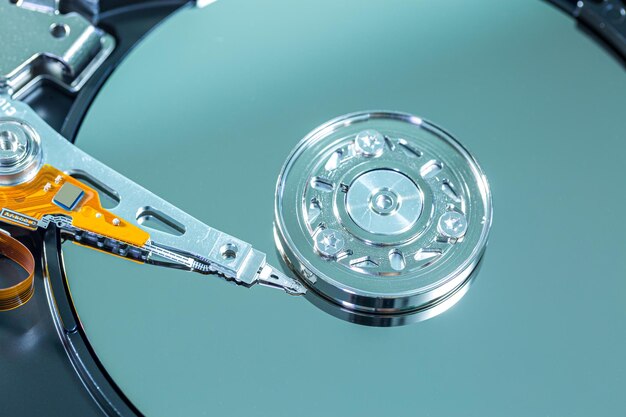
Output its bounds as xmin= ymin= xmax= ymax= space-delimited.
xmin=53 ymin=183 xmax=84 ymax=211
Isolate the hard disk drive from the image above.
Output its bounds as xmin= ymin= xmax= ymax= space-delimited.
xmin=0 ymin=1 xmax=625 ymax=416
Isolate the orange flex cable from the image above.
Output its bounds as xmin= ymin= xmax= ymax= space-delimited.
xmin=0 ymin=165 xmax=149 ymax=246
xmin=0 ymin=233 xmax=34 ymax=311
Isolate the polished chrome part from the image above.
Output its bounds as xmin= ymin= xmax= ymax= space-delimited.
xmin=0 ymin=2 xmax=115 ymax=97
xmin=354 ymin=129 xmax=385 ymax=157
xmin=257 ymin=264 xmax=307 ymax=295
xmin=0 ymin=119 xmax=42 ymax=185
xmin=305 ymin=260 xmax=482 ymax=327
xmin=0 ymin=96 xmax=305 ymax=296
xmin=0 ymin=128 xmax=28 ymax=164
xmin=437 ymin=211 xmax=468 ymax=239
xmin=17 ymin=0 xmax=59 ymax=14
xmin=195 ymin=0 xmax=220 ymax=8
xmin=275 ymin=111 xmax=492 ymax=320
xmin=345 ymin=169 xmax=423 ymax=235
xmin=314 ymin=228 xmax=345 ymax=258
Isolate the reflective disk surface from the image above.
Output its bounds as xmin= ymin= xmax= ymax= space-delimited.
xmin=65 ymin=1 xmax=626 ymax=416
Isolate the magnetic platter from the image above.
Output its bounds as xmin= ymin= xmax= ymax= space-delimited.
xmin=2 ymin=1 xmax=626 ymax=416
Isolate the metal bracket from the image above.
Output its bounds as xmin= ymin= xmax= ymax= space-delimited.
xmin=0 ymin=0 xmax=115 ymax=98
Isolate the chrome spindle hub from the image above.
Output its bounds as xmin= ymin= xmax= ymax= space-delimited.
xmin=275 ymin=111 xmax=492 ymax=325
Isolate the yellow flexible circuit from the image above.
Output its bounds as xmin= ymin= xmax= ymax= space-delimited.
xmin=0 ymin=164 xmax=152 ymax=310
xmin=0 ymin=164 xmax=149 ymax=246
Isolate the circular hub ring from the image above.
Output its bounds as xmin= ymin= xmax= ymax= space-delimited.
xmin=275 ymin=111 xmax=492 ymax=321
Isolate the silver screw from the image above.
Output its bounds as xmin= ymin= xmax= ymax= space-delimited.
xmin=354 ymin=129 xmax=385 ymax=157
xmin=314 ymin=228 xmax=345 ymax=258
xmin=0 ymin=124 xmax=29 ymax=165
xmin=112 ymin=218 xmax=120 ymax=226
xmin=437 ymin=211 xmax=468 ymax=239
xmin=0 ymin=120 xmax=41 ymax=186
xmin=0 ymin=130 xmax=18 ymax=152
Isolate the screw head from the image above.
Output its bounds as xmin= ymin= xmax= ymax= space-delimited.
xmin=0 ymin=120 xmax=42 ymax=186
xmin=437 ymin=211 xmax=468 ymax=239
xmin=0 ymin=124 xmax=29 ymax=166
xmin=355 ymin=129 xmax=385 ymax=157
xmin=314 ymin=228 xmax=345 ymax=258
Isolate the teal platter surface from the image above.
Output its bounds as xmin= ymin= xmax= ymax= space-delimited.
xmin=64 ymin=1 xmax=626 ymax=416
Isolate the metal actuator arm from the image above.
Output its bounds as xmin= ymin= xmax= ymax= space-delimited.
xmin=0 ymin=96 xmax=306 ymax=295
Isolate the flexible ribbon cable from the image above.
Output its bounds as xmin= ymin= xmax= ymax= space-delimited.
xmin=0 ymin=233 xmax=35 ymax=311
